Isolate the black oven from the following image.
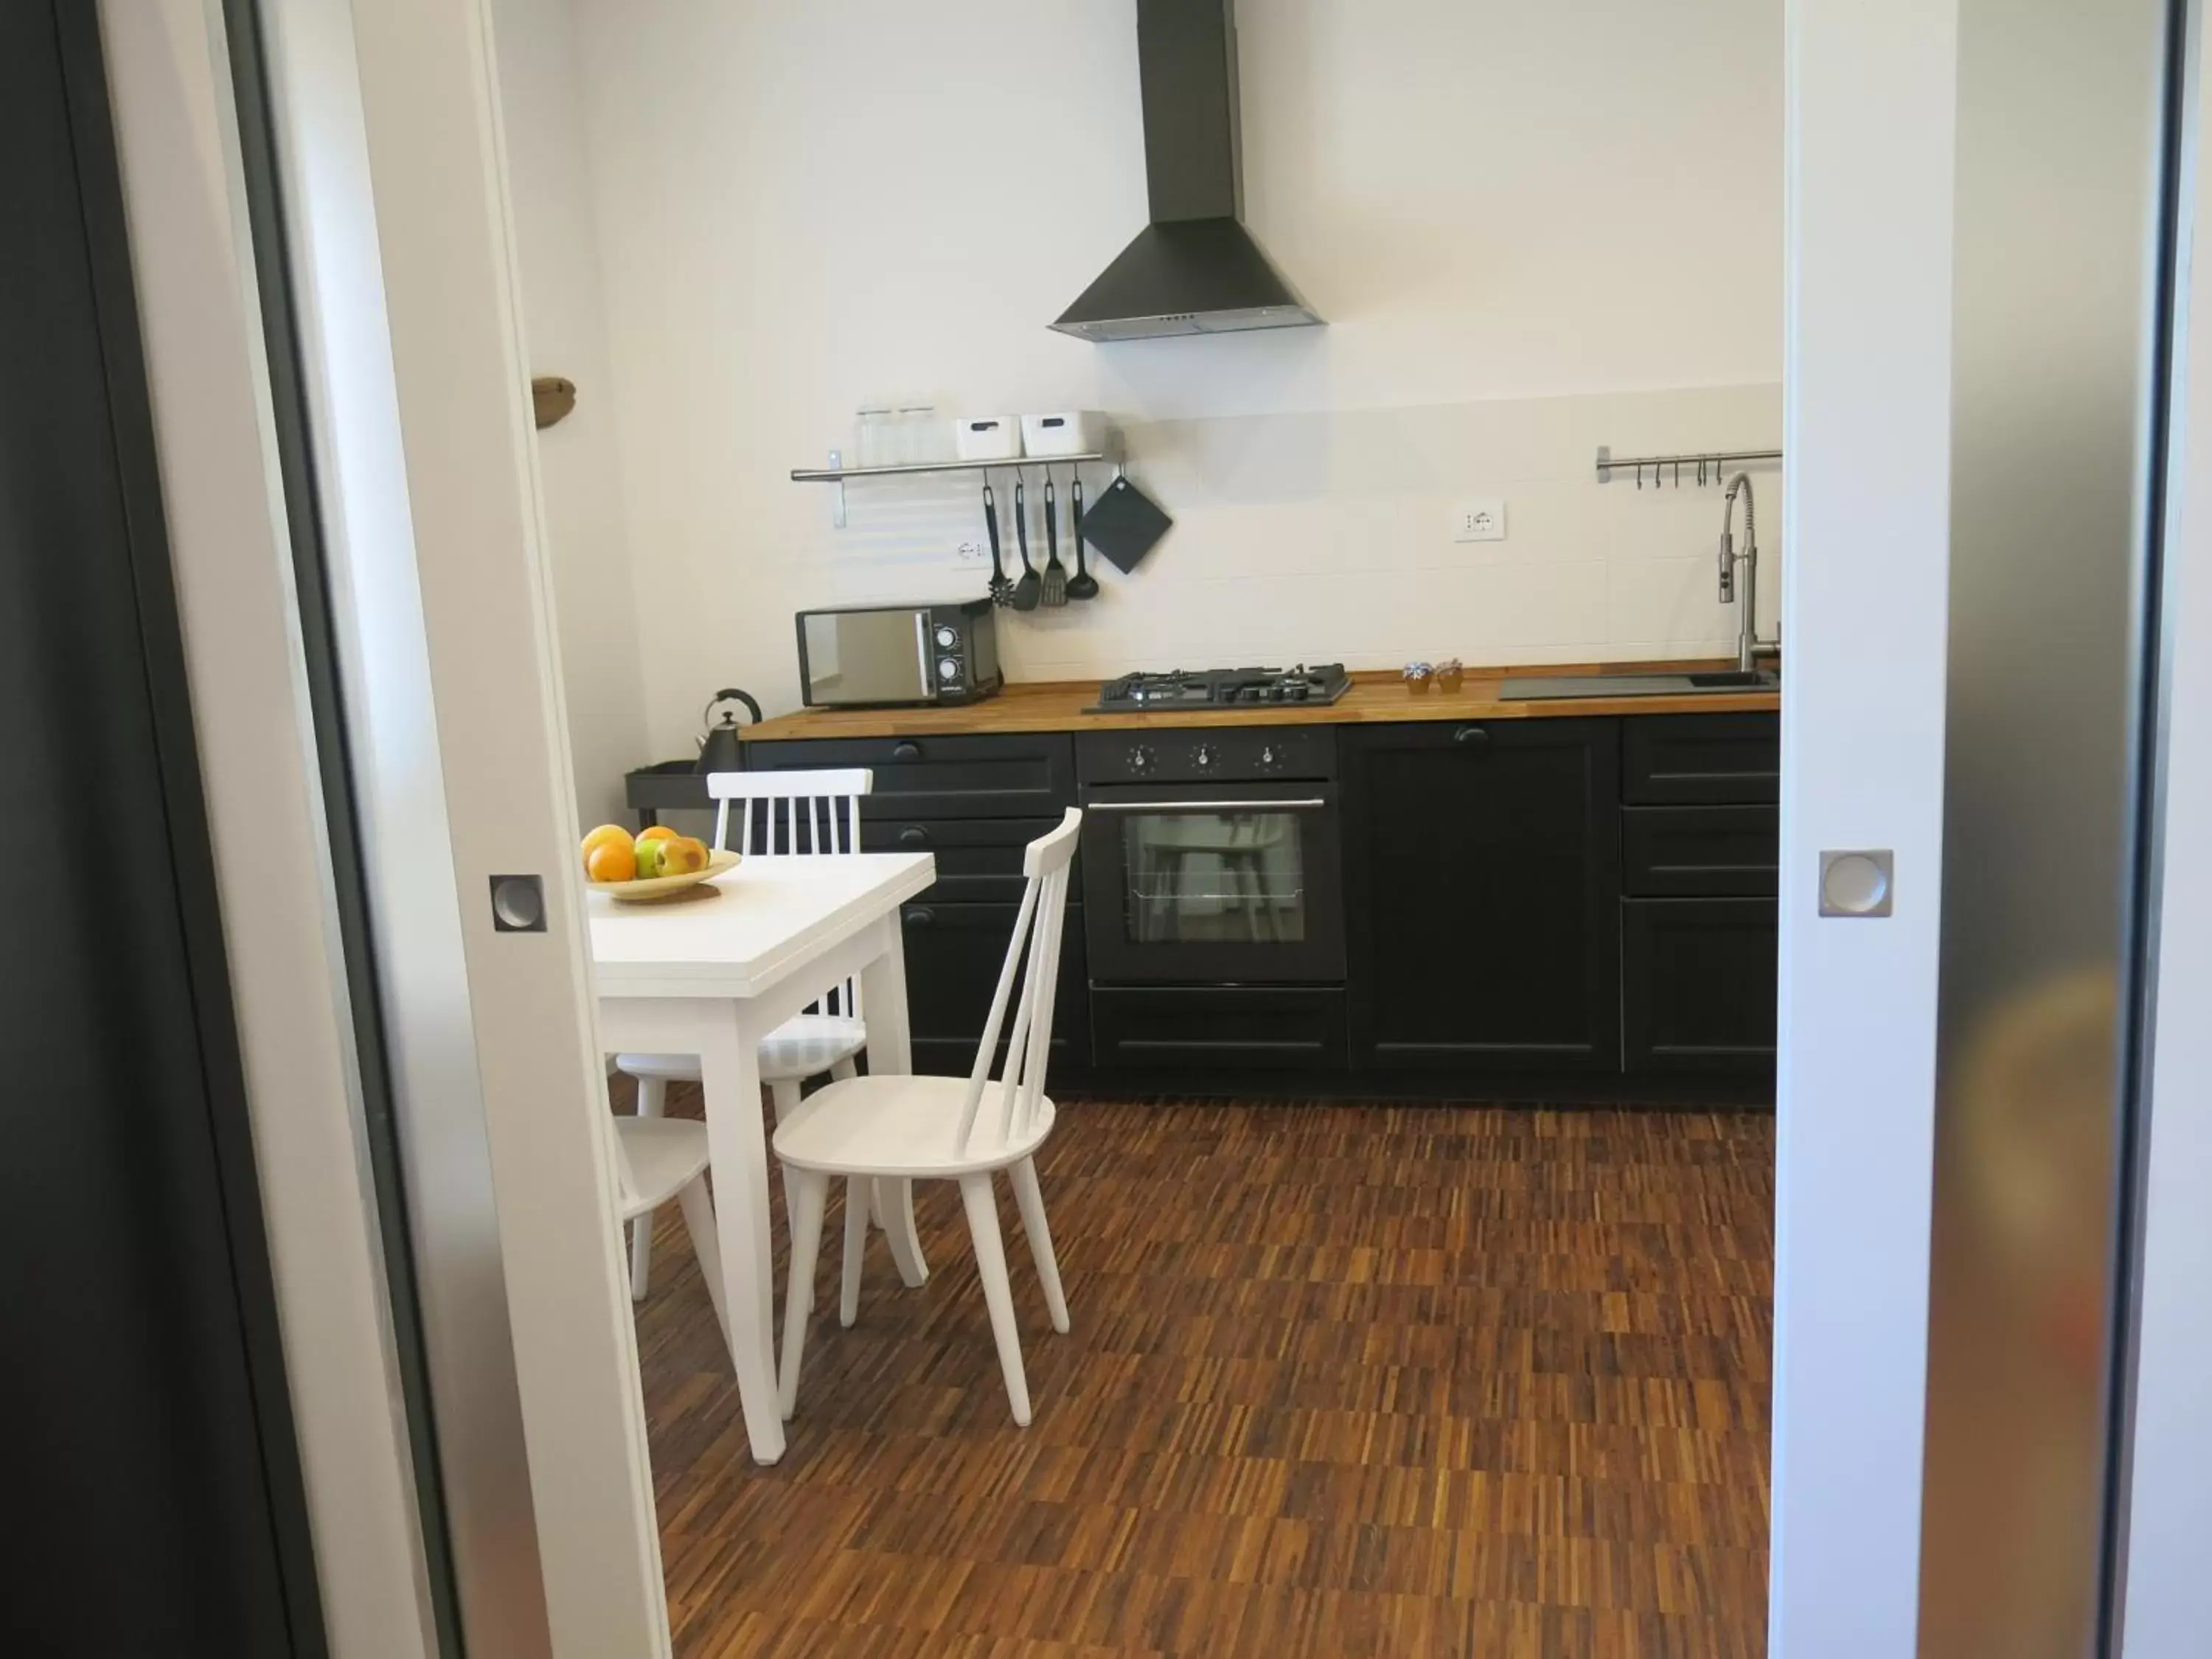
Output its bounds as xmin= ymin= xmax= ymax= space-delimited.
xmin=1077 ymin=728 xmax=1345 ymax=984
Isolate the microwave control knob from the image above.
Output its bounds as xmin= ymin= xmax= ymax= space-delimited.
xmin=936 ymin=657 xmax=961 ymax=682
xmin=1126 ymin=744 xmax=1157 ymax=775
xmin=933 ymin=625 xmax=959 ymax=650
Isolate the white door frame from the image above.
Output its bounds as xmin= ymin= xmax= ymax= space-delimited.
xmin=95 ymin=3 xmax=440 ymax=1652
xmin=248 ymin=0 xmax=668 ymax=1650
xmin=1771 ymin=0 xmax=1959 ymax=1652
xmin=167 ymin=0 xmax=2208 ymax=1652
xmin=2120 ymin=5 xmax=2212 ymax=1649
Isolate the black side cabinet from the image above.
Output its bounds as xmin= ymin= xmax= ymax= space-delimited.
xmin=1619 ymin=714 xmax=1780 ymax=1077
xmin=1344 ymin=720 xmax=1622 ymax=1072
xmin=1621 ymin=898 xmax=1778 ymax=1071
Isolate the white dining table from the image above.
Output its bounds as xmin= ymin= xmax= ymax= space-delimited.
xmin=588 ymin=850 xmax=936 ymax=1465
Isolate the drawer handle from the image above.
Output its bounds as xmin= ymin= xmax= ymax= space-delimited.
xmin=1453 ymin=726 xmax=1489 ymax=746
xmin=898 ymin=825 xmax=929 ymax=846
xmin=902 ymin=905 xmax=934 ymax=928
xmin=891 ymin=740 xmax=923 ymax=761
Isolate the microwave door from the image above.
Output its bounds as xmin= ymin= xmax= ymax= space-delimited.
xmin=802 ymin=611 xmax=931 ymax=704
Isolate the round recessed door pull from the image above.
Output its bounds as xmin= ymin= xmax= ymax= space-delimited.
xmin=1820 ymin=849 xmax=1894 ymax=917
xmin=1453 ymin=726 xmax=1489 ymax=747
xmin=898 ymin=825 xmax=929 ymax=846
xmin=891 ymin=741 xmax=924 ymax=761
xmin=903 ymin=905 xmax=935 ymax=928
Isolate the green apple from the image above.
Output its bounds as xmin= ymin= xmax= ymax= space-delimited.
xmin=633 ymin=838 xmax=667 ymax=880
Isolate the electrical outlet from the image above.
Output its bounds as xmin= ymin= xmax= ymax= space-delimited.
xmin=955 ymin=538 xmax=989 ymax=563
xmin=1453 ymin=500 xmax=1506 ymax=543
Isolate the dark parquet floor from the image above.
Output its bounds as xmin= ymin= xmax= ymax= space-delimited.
xmin=618 ymin=1081 xmax=1773 ymax=1659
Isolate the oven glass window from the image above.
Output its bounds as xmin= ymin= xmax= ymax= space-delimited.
xmin=1120 ymin=810 xmax=1310 ymax=944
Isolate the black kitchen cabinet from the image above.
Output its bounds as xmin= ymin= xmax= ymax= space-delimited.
xmin=1622 ymin=805 xmax=1780 ymax=897
xmin=1621 ymin=898 xmax=1778 ymax=1072
xmin=899 ymin=900 xmax=1090 ymax=1075
xmin=1624 ymin=713 xmax=1780 ymax=805
xmin=745 ymin=731 xmax=1076 ymax=818
xmin=1344 ymin=720 xmax=1622 ymax=1072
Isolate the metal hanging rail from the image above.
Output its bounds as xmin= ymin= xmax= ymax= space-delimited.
xmin=792 ymin=445 xmax=1123 ymax=528
xmin=1595 ymin=444 xmax=1784 ymax=488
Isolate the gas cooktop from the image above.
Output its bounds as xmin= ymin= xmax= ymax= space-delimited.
xmin=1088 ymin=663 xmax=1352 ymax=713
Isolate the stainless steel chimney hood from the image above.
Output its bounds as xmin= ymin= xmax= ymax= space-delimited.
xmin=1051 ymin=0 xmax=1321 ymax=342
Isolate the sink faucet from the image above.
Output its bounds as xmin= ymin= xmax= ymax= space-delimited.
xmin=1718 ymin=473 xmax=1765 ymax=675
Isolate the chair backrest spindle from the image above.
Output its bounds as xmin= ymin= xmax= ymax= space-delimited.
xmin=956 ymin=809 xmax=1082 ymax=1158
xmin=706 ymin=768 xmax=874 ymax=1015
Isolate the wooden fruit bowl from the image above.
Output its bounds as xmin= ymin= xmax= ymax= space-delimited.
xmin=588 ymin=848 xmax=740 ymax=904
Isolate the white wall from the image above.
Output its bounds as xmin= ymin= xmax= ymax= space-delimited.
xmin=552 ymin=0 xmax=1783 ymax=751
xmin=1770 ymin=0 xmax=1955 ymax=1653
xmin=489 ymin=0 xmax=646 ymax=822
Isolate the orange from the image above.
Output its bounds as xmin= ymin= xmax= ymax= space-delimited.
xmin=637 ymin=825 xmax=678 ymax=844
xmin=580 ymin=824 xmax=632 ymax=869
xmin=585 ymin=841 xmax=637 ymax=884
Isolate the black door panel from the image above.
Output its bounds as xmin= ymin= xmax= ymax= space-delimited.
xmin=1344 ymin=720 xmax=1621 ymax=1071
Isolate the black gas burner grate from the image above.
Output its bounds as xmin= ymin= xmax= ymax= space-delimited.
xmin=1090 ymin=663 xmax=1352 ymax=712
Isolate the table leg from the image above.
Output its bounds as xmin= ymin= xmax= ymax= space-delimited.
xmin=695 ymin=1001 xmax=786 ymax=1464
xmin=859 ymin=914 xmax=928 ymax=1288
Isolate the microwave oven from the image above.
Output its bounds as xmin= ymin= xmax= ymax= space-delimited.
xmin=794 ymin=599 xmax=1004 ymax=708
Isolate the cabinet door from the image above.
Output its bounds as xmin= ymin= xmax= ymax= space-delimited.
xmin=1345 ymin=720 xmax=1621 ymax=1071
xmin=1621 ymin=897 xmax=1778 ymax=1073
xmin=897 ymin=901 xmax=1090 ymax=1075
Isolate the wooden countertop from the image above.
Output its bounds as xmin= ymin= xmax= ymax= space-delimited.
xmin=742 ymin=660 xmax=1779 ymax=742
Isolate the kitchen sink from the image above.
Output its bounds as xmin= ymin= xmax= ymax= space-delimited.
xmin=1499 ymin=669 xmax=1779 ymax=700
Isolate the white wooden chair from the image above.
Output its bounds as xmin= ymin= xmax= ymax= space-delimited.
xmin=773 ymin=807 xmax=1081 ymax=1427
xmin=615 ymin=768 xmax=874 ymax=1299
xmin=610 ymin=1116 xmax=731 ymax=1363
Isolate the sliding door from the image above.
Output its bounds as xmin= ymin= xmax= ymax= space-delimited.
xmin=0 ymin=6 xmax=319 ymax=1651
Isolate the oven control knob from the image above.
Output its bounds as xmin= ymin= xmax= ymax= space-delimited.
xmin=937 ymin=656 xmax=961 ymax=682
xmin=933 ymin=625 xmax=959 ymax=650
xmin=1256 ymin=742 xmax=1284 ymax=773
xmin=1127 ymin=744 xmax=1157 ymax=775
xmin=1192 ymin=743 xmax=1219 ymax=771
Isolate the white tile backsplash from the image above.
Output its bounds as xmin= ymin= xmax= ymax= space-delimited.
xmin=815 ymin=381 xmax=1781 ymax=680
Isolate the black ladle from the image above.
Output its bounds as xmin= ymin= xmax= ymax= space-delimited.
xmin=1065 ymin=474 xmax=1099 ymax=600
xmin=1010 ymin=477 xmax=1041 ymax=611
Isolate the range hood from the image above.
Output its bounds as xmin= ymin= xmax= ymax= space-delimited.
xmin=1051 ymin=0 xmax=1321 ymax=342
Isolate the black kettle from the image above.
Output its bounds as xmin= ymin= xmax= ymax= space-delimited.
xmin=695 ymin=687 xmax=762 ymax=774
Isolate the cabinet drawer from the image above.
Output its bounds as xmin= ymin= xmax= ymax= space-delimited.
xmin=1623 ymin=714 xmax=1779 ymax=805
xmin=1622 ymin=806 xmax=1779 ymax=897
xmin=899 ymin=900 xmax=1088 ymax=1075
xmin=1091 ymin=987 xmax=1347 ymax=1072
xmin=1621 ymin=897 xmax=1778 ymax=1074
xmin=860 ymin=817 xmax=1068 ymax=904
xmin=744 ymin=732 xmax=1074 ymax=818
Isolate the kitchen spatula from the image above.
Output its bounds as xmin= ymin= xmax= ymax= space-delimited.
xmin=1076 ymin=472 xmax=1172 ymax=574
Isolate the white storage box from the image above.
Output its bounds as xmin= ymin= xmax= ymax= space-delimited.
xmin=953 ymin=415 xmax=1023 ymax=462
xmin=1021 ymin=411 xmax=1107 ymax=457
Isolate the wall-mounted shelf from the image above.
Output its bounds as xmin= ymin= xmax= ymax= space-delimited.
xmin=793 ymin=445 xmax=1122 ymax=527
xmin=1596 ymin=444 xmax=1783 ymax=488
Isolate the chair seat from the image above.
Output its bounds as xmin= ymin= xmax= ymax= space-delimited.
xmin=773 ymin=1074 xmax=1057 ymax=1180
xmin=613 ymin=1118 xmax=710 ymax=1222
xmin=613 ymin=1014 xmax=867 ymax=1088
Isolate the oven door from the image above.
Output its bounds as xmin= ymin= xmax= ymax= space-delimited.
xmin=1079 ymin=782 xmax=1346 ymax=983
